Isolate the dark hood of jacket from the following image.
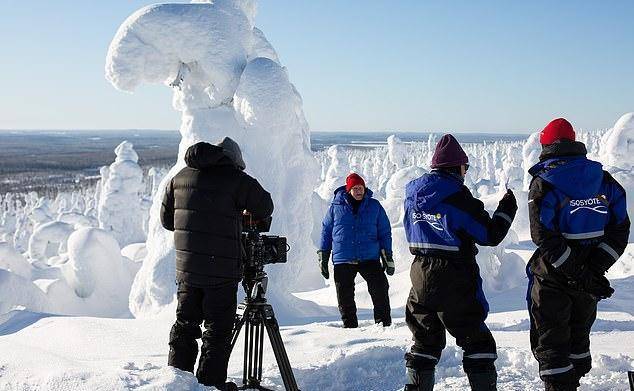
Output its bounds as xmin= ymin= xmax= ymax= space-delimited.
xmin=333 ymin=185 xmax=374 ymax=204
xmin=184 ymin=142 xmax=236 ymax=170
xmin=539 ymin=140 xmax=587 ymax=161
xmin=406 ymin=170 xmax=463 ymax=210
xmin=529 ymin=141 xmax=603 ymax=199
xmin=216 ymin=136 xmax=246 ymax=170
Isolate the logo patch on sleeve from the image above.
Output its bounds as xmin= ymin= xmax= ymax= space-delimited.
xmin=411 ymin=212 xmax=445 ymax=231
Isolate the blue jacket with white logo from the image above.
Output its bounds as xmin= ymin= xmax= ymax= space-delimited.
xmin=404 ymin=170 xmax=517 ymax=259
xmin=320 ymin=186 xmax=392 ymax=264
xmin=528 ymin=141 xmax=630 ymax=276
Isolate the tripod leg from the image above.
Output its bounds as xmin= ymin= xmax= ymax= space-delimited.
xmin=230 ymin=315 xmax=246 ymax=352
xmin=249 ymin=322 xmax=261 ymax=384
xmin=258 ymin=315 xmax=265 ymax=382
xmin=264 ymin=316 xmax=300 ymax=391
xmin=244 ymin=317 xmax=253 ymax=387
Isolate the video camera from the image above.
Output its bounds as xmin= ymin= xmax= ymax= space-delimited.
xmin=241 ymin=214 xmax=287 ymax=267
xmin=240 ymin=214 xmax=288 ymax=301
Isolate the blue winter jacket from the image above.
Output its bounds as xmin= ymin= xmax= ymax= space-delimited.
xmin=320 ymin=186 xmax=392 ymax=264
xmin=527 ymin=141 xmax=630 ymax=275
xmin=404 ymin=170 xmax=516 ymax=259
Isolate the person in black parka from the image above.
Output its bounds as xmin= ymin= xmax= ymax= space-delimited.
xmin=403 ymin=134 xmax=518 ymax=391
xmin=527 ymin=119 xmax=630 ymax=391
xmin=161 ymin=138 xmax=273 ymax=390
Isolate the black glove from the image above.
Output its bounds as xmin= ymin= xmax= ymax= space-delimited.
xmin=586 ymin=274 xmax=614 ymax=300
xmin=380 ymin=249 xmax=395 ymax=276
xmin=567 ymin=267 xmax=614 ymax=300
xmin=497 ymin=189 xmax=518 ymax=216
xmin=588 ymin=246 xmax=618 ymax=276
xmin=317 ymin=250 xmax=330 ymax=279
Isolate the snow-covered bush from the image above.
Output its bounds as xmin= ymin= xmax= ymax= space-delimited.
xmin=64 ymin=228 xmax=137 ymax=305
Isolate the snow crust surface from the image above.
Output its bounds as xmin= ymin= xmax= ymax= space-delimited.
xmin=0 ymin=310 xmax=631 ymax=390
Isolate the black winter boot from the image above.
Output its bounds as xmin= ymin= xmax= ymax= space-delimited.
xmin=342 ymin=319 xmax=358 ymax=328
xmin=405 ymin=368 xmax=434 ymax=391
xmin=466 ymin=369 xmax=497 ymax=391
xmin=213 ymin=381 xmax=238 ymax=391
xmin=377 ymin=318 xmax=391 ymax=327
xmin=544 ymin=380 xmax=578 ymax=391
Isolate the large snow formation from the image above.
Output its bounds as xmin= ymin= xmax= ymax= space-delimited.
xmin=317 ymin=145 xmax=350 ymax=200
xmin=106 ymin=1 xmax=254 ymax=157
xmin=106 ymin=0 xmax=320 ymax=318
xmin=64 ymin=228 xmax=137 ymax=303
xmin=27 ymin=221 xmax=75 ymax=264
xmin=98 ymin=141 xmax=146 ymax=246
xmin=600 ymin=112 xmax=634 ymax=170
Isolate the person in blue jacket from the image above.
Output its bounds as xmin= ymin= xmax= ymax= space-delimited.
xmin=526 ymin=118 xmax=630 ymax=391
xmin=318 ymin=173 xmax=394 ymax=328
xmin=403 ymin=134 xmax=517 ymax=391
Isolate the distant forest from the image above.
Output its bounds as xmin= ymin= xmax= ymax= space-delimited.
xmin=0 ymin=130 xmax=526 ymax=195
xmin=0 ymin=130 xmax=180 ymax=195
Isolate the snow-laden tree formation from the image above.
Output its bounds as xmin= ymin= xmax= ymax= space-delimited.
xmin=0 ymin=144 xmax=146 ymax=317
xmin=600 ymin=113 xmax=634 ymax=242
xmin=105 ymin=0 xmax=320 ymax=318
xmin=0 ymin=115 xmax=633 ymax=320
xmin=97 ymin=141 xmax=145 ymax=246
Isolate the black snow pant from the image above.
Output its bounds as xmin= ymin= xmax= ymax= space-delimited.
xmin=168 ymin=280 xmax=238 ymax=387
xmin=405 ymin=256 xmax=497 ymax=377
xmin=333 ymin=260 xmax=391 ymax=327
xmin=527 ymin=267 xmax=597 ymax=388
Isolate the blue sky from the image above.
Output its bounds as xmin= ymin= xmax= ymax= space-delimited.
xmin=1 ymin=1 xmax=632 ymax=133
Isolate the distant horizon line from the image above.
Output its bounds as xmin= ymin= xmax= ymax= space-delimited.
xmin=0 ymin=128 xmax=535 ymax=135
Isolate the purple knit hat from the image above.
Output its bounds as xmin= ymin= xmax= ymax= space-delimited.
xmin=430 ymin=134 xmax=469 ymax=168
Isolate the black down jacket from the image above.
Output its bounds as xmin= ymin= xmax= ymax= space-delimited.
xmin=160 ymin=142 xmax=274 ymax=285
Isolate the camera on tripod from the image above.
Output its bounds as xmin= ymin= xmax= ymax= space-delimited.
xmin=240 ymin=213 xmax=288 ymax=301
xmin=232 ymin=213 xmax=301 ymax=391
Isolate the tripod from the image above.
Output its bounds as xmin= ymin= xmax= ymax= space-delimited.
xmin=229 ymin=270 xmax=300 ymax=391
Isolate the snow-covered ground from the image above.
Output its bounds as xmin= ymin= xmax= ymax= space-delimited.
xmin=1 ymin=0 xmax=633 ymax=390
xmin=0 ymin=243 xmax=633 ymax=390
xmin=0 ymin=307 xmax=632 ymax=390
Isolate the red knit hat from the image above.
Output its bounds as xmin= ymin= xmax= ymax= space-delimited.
xmin=540 ymin=118 xmax=575 ymax=145
xmin=345 ymin=173 xmax=365 ymax=192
